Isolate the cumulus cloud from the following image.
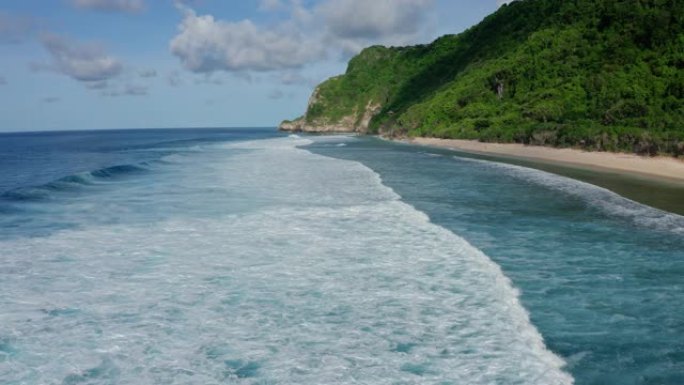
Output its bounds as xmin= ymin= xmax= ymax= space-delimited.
xmin=38 ymin=34 xmax=123 ymax=83
xmin=170 ymin=0 xmax=434 ymax=74
xmin=318 ymin=0 xmax=431 ymax=41
xmin=258 ymin=0 xmax=284 ymax=12
xmin=70 ymin=0 xmax=145 ymax=13
xmin=316 ymin=0 xmax=433 ymax=54
xmin=170 ymin=6 xmax=323 ymax=73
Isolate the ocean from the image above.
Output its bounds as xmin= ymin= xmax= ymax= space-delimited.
xmin=0 ymin=128 xmax=683 ymax=385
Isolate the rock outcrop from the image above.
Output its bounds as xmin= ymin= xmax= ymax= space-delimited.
xmin=279 ymin=86 xmax=381 ymax=133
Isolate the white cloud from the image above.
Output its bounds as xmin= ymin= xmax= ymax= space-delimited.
xmin=316 ymin=0 xmax=434 ymax=54
xmin=70 ymin=0 xmax=145 ymax=13
xmin=289 ymin=0 xmax=313 ymax=23
xmin=318 ymin=0 xmax=431 ymax=40
xmin=258 ymin=0 xmax=284 ymax=12
xmin=38 ymin=34 xmax=123 ymax=83
xmin=170 ymin=0 xmax=435 ymax=74
xmin=170 ymin=6 xmax=323 ymax=73
xmin=497 ymin=0 xmax=513 ymax=6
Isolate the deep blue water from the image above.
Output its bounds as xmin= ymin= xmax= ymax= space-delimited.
xmin=0 ymin=129 xmax=683 ymax=384
xmin=0 ymin=128 xmax=280 ymax=238
xmin=0 ymin=128 xmax=276 ymax=193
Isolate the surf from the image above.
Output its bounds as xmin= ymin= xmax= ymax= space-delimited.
xmin=0 ymin=136 xmax=573 ymax=384
xmin=456 ymin=157 xmax=684 ymax=235
xmin=0 ymin=164 xmax=149 ymax=202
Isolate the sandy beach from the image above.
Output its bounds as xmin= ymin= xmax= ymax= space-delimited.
xmin=403 ymin=137 xmax=684 ymax=184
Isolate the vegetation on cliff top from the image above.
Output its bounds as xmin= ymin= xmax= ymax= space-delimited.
xmin=294 ymin=0 xmax=684 ymax=156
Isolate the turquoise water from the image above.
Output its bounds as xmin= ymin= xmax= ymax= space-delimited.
xmin=1 ymin=130 xmax=682 ymax=384
xmin=309 ymin=136 xmax=684 ymax=385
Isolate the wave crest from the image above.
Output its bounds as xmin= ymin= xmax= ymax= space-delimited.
xmin=1 ymin=164 xmax=148 ymax=202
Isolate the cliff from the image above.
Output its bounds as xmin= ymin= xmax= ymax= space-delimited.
xmin=279 ymin=76 xmax=382 ymax=133
xmin=281 ymin=0 xmax=684 ymax=156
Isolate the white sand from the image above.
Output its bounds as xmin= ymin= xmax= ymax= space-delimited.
xmin=404 ymin=137 xmax=684 ymax=183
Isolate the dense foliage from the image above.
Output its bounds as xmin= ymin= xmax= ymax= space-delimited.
xmin=302 ymin=0 xmax=684 ymax=155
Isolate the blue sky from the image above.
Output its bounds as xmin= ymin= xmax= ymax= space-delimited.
xmin=0 ymin=0 xmax=507 ymax=131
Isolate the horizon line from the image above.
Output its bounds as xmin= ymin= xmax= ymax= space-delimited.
xmin=0 ymin=126 xmax=280 ymax=135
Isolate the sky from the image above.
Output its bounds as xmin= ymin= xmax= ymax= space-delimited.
xmin=0 ymin=0 xmax=510 ymax=132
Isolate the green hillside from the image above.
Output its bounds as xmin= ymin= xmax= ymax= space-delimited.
xmin=286 ymin=0 xmax=684 ymax=156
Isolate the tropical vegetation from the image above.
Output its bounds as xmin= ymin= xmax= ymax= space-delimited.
xmin=294 ymin=0 xmax=684 ymax=155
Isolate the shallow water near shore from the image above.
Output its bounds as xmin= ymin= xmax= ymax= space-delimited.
xmin=392 ymin=139 xmax=684 ymax=216
xmin=1 ymin=129 xmax=683 ymax=385
xmin=467 ymin=153 xmax=684 ymax=216
xmin=0 ymin=129 xmax=571 ymax=384
xmin=309 ymin=135 xmax=684 ymax=385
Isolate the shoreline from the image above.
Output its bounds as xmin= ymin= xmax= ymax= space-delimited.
xmin=399 ymin=137 xmax=684 ymax=185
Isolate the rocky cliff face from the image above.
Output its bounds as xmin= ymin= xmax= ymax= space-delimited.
xmin=278 ymin=117 xmax=359 ymax=133
xmin=279 ymin=86 xmax=381 ymax=133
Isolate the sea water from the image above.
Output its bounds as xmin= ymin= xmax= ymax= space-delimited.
xmin=309 ymin=136 xmax=684 ymax=385
xmin=0 ymin=129 xmax=682 ymax=384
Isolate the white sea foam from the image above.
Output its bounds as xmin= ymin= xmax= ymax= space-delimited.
xmin=457 ymin=157 xmax=684 ymax=235
xmin=0 ymin=136 xmax=573 ymax=384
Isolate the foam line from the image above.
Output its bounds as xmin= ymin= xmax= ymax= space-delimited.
xmin=456 ymin=156 xmax=684 ymax=235
xmin=0 ymin=136 xmax=573 ymax=384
